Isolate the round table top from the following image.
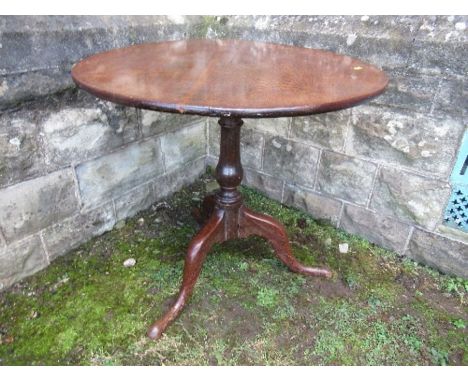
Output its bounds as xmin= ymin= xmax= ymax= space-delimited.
xmin=71 ymin=39 xmax=388 ymax=118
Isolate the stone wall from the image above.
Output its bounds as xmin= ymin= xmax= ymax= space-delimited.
xmin=1 ymin=15 xmax=467 ymax=289
xmin=204 ymin=15 xmax=468 ymax=278
xmin=0 ymin=16 xmax=209 ymax=289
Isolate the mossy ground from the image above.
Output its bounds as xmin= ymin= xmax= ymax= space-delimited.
xmin=0 ymin=171 xmax=467 ymax=365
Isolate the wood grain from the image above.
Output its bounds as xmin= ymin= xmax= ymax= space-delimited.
xmin=71 ymin=39 xmax=388 ymax=118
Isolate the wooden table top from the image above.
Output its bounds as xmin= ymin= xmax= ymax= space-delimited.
xmin=71 ymin=39 xmax=388 ymax=118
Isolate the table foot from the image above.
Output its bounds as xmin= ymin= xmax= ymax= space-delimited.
xmin=240 ymin=206 xmax=332 ymax=278
xmin=147 ymin=209 xmax=224 ymax=340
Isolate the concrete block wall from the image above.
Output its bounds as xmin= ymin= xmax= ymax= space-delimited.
xmin=1 ymin=15 xmax=467 ymax=289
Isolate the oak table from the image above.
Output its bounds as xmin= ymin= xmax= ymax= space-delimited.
xmin=71 ymin=39 xmax=388 ymax=340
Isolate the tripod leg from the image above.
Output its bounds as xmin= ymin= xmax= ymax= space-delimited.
xmin=147 ymin=209 xmax=225 ymax=340
xmin=239 ymin=206 xmax=332 ymax=278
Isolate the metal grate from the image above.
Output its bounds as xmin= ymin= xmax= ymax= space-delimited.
xmin=443 ymin=129 xmax=468 ymax=233
xmin=444 ymin=186 xmax=468 ymax=232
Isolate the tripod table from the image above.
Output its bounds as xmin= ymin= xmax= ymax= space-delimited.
xmin=71 ymin=39 xmax=388 ymax=340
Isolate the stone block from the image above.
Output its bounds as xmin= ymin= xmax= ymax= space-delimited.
xmin=408 ymin=40 xmax=466 ymax=77
xmin=290 ymin=110 xmax=349 ymax=152
xmin=141 ymin=110 xmax=203 ymax=138
xmin=0 ymin=235 xmax=48 ymax=290
xmin=0 ymin=67 xmax=74 ymax=110
xmin=339 ymin=204 xmax=411 ymax=254
xmin=160 ymin=121 xmax=206 ymax=172
xmin=244 ymin=118 xmax=290 ymax=138
xmin=283 ymin=183 xmax=342 ymax=226
xmin=0 ymin=27 xmax=122 ymax=74
xmin=0 ymin=16 xmax=200 ymax=34
xmin=433 ymin=79 xmax=467 ymax=118
xmin=370 ymin=167 xmax=451 ymax=230
xmin=42 ymin=202 xmax=115 ymax=261
xmin=263 ymin=136 xmax=319 ymax=187
xmin=209 ymin=121 xmax=264 ymax=170
xmin=317 ymin=151 xmax=377 ymax=206
xmin=153 ymin=157 xmax=206 ymax=200
xmin=0 ymin=109 xmax=46 ymax=188
xmin=407 ymin=228 xmax=468 ymax=278
xmin=242 ymin=169 xmax=284 ymax=201
xmin=415 ymin=15 xmax=467 ymax=44
xmin=114 ymin=182 xmax=154 ymax=222
xmin=0 ymin=169 xmax=79 ymax=242
xmin=0 ymin=228 xmax=6 ymax=247
xmin=225 ymin=15 xmax=421 ymax=44
xmin=205 ymin=155 xmax=217 ymax=169
xmin=338 ymin=34 xmax=413 ymax=72
xmin=368 ymin=71 xmax=438 ymax=114
xmin=42 ymin=103 xmax=139 ymax=167
xmin=348 ymin=105 xmax=465 ymax=177
xmin=76 ymin=137 xmax=164 ymax=208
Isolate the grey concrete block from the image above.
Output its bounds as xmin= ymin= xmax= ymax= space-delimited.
xmin=42 ymin=103 xmax=139 ymax=167
xmin=76 ymin=138 xmax=164 ymax=208
xmin=242 ymin=169 xmax=284 ymax=201
xmin=340 ymin=203 xmax=411 ymax=254
xmin=160 ymin=121 xmax=206 ymax=172
xmin=283 ymin=183 xmax=342 ymax=226
xmin=317 ymin=151 xmax=377 ymax=206
xmin=0 ymin=169 xmax=79 ymax=242
xmin=348 ymin=105 xmax=465 ymax=177
xmin=407 ymin=228 xmax=468 ymax=278
xmin=370 ymin=167 xmax=451 ymax=230
xmin=209 ymin=121 xmax=264 ymax=170
xmin=0 ymin=235 xmax=48 ymax=289
xmin=290 ymin=110 xmax=349 ymax=152
xmin=263 ymin=136 xmax=319 ymax=187
xmin=42 ymin=202 xmax=115 ymax=261
xmin=0 ymin=109 xmax=46 ymax=188
xmin=114 ymin=182 xmax=154 ymax=222
xmin=141 ymin=110 xmax=204 ymax=138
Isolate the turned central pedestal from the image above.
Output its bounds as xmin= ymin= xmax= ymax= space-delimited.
xmin=147 ymin=116 xmax=332 ymax=340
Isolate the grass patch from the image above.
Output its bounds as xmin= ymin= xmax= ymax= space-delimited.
xmin=0 ymin=173 xmax=467 ymax=365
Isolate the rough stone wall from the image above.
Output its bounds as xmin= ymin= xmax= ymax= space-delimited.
xmin=205 ymin=15 xmax=468 ymax=278
xmin=1 ymin=15 xmax=467 ymax=288
xmin=0 ymin=16 xmax=209 ymax=289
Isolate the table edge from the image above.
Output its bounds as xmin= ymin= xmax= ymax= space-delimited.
xmin=71 ymin=73 xmax=389 ymax=118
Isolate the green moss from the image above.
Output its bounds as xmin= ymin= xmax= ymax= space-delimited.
xmin=0 ymin=175 xmax=466 ymax=365
xmin=192 ymin=16 xmax=228 ymax=39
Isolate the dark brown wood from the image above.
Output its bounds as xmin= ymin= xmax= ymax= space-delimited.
xmin=147 ymin=117 xmax=331 ymax=340
xmin=147 ymin=208 xmax=225 ymax=340
xmin=71 ymin=39 xmax=388 ymax=118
